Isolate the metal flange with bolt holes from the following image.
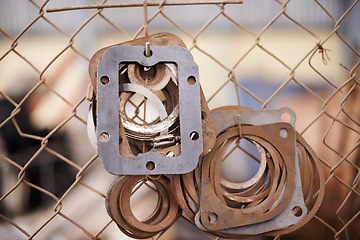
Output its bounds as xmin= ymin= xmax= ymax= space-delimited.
xmin=96 ymin=45 xmax=203 ymax=175
xmin=195 ymin=108 xmax=307 ymax=235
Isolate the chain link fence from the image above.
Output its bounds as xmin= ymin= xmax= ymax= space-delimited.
xmin=0 ymin=0 xmax=359 ymax=239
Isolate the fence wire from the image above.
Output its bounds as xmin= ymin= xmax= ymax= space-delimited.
xmin=0 ymin=0 xmax=359 ymax=239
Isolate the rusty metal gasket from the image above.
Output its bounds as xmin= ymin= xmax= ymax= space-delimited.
xmin=119 ymin=176 xmax=180 ymax=233
xmin=195 ymin=107 xmax=308 ymax=235
xmin=170 ymin=165 xmax=201 ymax=222
xmin=106 ymin=175 xmax=181 ymax=239
xmin=209 ymin=134 xmax=325 ymax=238
xmin=106 ymin=176 xmax=156 ymax=239
xmin=89 ymin=34 xmax=215 ymax=158
xmin=180 ymin=133 xmax=324 ymax=239
xmin=265 ymin=133 xmax=325 ymax=236
xmin=198 ymin=123 xmax=299 ymax=230
xmin=219 ymin=139 xmax=268 ymax=191
xmin=168 ymin=107 xmax=323 ymax=238
xmin=211 ymin=133 xmax=285 ymax=210
xmin=88 ymin=33 xmax=215 ymax=175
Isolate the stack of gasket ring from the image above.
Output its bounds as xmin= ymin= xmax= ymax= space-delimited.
xmin=106 ymin=175 xmax=181 ymax=238
xmin=103 ymin=106 xmax=325 ymax=239
xmin=87 ymin=33 xmax=325 ymax=239
xmin=173 ymin=106 xmax=325 ymax=238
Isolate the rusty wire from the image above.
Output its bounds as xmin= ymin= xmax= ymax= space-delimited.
xmin=0 ymin=0 xmax=359 ymax=239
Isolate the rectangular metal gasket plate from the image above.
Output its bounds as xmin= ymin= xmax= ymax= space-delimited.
xmin=196 ymin=108 xmax=307 ymax=234
xmin=96 ymin=46 xmax=203 ymax=175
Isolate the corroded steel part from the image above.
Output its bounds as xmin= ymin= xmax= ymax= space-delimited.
xmin=199 ymin=123 xmax=298 ymax=230
xmin=197 ymin=107 xmax=307 ymax=233
xmin=104 ymin=106 xmax=324 ymax=238
xmin=202 ymin=133 xmax=325 ymax=238
xmin=169 ymin=106 xmax=324 ymax=238
xmin=219 ymin=140 xmax=267 ymax=190
xmin=106 ymin=175 xmax=181 ymax=239
xmin=265 ymin=133 xmax=325 ymax=236
xmin=85 ymin=32 xmax=325 ymax=238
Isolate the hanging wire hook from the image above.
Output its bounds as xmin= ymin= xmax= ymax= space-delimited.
xmin=145 ymin=42 xmax=151 ymax=57
xmin=317 ymin=43 xmax=331 ymax=65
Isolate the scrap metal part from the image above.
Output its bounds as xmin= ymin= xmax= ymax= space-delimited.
xmin=106 ymin=175 xmax=181 ymax=239
xmin=87 ymin=33 xmax=215 ymax=175
xmin=169 ymin=106 xmax=324 ymax=238
xmin=198 ymin=123 xmax=302 ymax=231
xmin=196 ymin=107 xmax=305 ymax=233
xmin=104 ymin=106 xmax=324 ymax=238
xmin=97 ymin=45 xmax=201 ymax=174
xmin=88 ymin=34 xmax=324 ymax=239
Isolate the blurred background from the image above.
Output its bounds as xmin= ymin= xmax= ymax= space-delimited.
xmin=0 ymin=0 xmax=359 ymax=239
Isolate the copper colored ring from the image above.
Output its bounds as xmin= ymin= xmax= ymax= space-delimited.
xmin=119 ymin=176 xmax=179 ymax=233
xmin=106 ymin=176 xmax=156 ymax=239
xmin=201 ymin=124 xmax=295 ymax=227
xmin=171 ymin=174 xmax=197 ymax=221
xmin=213 ymin=137 xmax=279 ymax=210
xmin=119 ymin=175 xmax=180 ymax=233
xmin=211 ymin=136 xmax=275 ymax=205
xmin=213 ymin=134 xmax=287 ymax=215
xmin=106 ymin=175 xmax=180 ymax=238
xmin=196 ymin=130 xmax=324 ymax=238
xmin=120 ymin=176 xmax=170 ymax=228
xmin=210 ymin=131 xmax=288 ymax=216
xmin=219 ymin=139 xmax=268 ymax=190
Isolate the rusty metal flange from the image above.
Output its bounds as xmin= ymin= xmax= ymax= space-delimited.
xmin=195 ymin=107 xmax=307 ymax=235
xmin=198 ymin=123 xmax=302 ymax=230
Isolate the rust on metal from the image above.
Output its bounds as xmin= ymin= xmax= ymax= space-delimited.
xmin=106 ymin=175 xmax=181 ymax=238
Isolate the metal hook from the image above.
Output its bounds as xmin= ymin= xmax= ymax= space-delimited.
xmin=145 ymin=42 xmax=151 ymax=57
xmin=237 ymin=113 xmax=242 ymax=139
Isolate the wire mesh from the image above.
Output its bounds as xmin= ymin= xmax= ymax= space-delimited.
xmin=0 ymin=0 xmax=359 ymax=239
